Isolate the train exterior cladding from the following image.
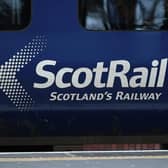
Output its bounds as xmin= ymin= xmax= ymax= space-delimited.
xmin=0 ymin=0 xmax=168 ymax=146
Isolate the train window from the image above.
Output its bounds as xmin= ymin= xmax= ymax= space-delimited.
xmin=79 ymin=0 xmax=168 ymax=31
xmin=0 ymin=0 xmax=31 ymax=30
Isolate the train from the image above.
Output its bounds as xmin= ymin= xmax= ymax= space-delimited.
xmin=0 ymin=0 xmax=168 ymax=150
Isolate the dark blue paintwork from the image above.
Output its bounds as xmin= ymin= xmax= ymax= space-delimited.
xmin=0 ymin=0 xmax=168 ymax=138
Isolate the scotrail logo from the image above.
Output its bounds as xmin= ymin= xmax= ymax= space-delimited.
xmin=0 ymin=36 xmax=47 ymax=112
xmin=33 ymin=59 xmax=168 ymax=89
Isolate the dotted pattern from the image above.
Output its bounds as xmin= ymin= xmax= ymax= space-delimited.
xmin=0 ymin=36 xmax=47 ymax=112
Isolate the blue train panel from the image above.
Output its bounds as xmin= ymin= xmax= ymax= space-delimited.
xmin=0 ymin=0 xmax=168 ymax=138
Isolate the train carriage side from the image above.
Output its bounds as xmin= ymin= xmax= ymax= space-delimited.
xmin=0 ymin=0 xmax=168 ymax=150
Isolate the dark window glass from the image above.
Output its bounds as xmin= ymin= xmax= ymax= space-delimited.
xmin=0 ymin=0 xmax=31 ymax=30
xmin=79 ymin=0 xmax=168 ymax=31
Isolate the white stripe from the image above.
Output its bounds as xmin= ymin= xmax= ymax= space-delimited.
xmin=0 ymin=150 xmax=168 ymax=155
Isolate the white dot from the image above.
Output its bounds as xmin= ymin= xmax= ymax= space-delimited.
xmin=152 ymin=60 xmax=159 ymax=67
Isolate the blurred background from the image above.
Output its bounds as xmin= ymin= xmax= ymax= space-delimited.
xmin=0 ymin=0 xmax=30 ymax=29
xmin=79 ymin=0 xmax=168 ymax=30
